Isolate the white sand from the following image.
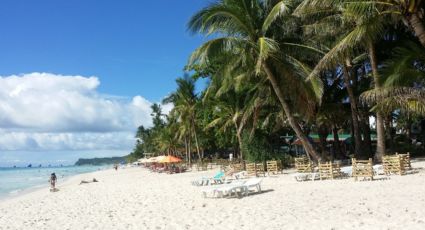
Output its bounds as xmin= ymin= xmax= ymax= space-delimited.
xmin=1 ymin=161 xmax=425 ymax=230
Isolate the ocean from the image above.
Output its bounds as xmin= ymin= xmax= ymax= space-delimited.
xmin=0 ymin=165 xmax=110 ymax=199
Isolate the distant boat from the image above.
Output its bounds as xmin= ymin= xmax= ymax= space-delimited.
xmin=13 ymin=165 xmax=16 ymax=168
xmin=27 ymin=164 xmax=32 ymax=168
xmin=38 ymin=164 xmax=42 ymax=168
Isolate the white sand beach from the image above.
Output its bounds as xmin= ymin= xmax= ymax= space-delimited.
xmin=1 ymin=161 xmax=425 ymax=230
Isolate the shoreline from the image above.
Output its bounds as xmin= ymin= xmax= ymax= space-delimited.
xmin=0 ymin=165 xmax=114 ymax=203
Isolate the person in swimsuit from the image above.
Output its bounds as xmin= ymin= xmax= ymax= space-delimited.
xmin=49 ymin=173 xmax=57 ymax=191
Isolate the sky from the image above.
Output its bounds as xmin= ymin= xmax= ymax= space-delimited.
xmin=0 ymin=0 xmax=209 ymax=166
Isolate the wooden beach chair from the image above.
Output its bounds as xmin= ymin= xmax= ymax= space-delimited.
xmin=352 ymin=158 xmax=373 ymax=181
xmin=396 ymin=152 xmax=412 ymax=171
xmin=266 ymin=160 xmax=279 ymax=175
xmin=318 ymin=161 xmax=341 ymax=180
xmin=383 ymin=155 xmax=405 ymax=176
xmin=256 ymin=163 xmax=265 ymax=177
xmin=294 ymin=157 xmax=313 ymax=173
xmin=246 ymin=163 xmax=256 ymax=177
xmin=231 ymin=163 xmax=243 ymax=172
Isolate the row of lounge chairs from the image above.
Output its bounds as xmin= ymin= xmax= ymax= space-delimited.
xmin=294 ymin=152 xmax=412 ymax=181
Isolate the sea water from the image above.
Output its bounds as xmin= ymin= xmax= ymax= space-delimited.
xmin=0 ymin=165 xmax=109 ymax=198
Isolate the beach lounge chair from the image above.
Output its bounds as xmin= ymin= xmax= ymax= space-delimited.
xmin=201 ymin=180 xmax=246 ymax=198
xmin=241 ymin=178 xmax=263 ymax=196
xmin=352 ymin=158 xmax=373 ymax=181
xmin=256 ymin=163 xmax=266 ymax=177
xmin=294 ymin=157 xmax=318 ymax=181
xmin=192 ymin=171 xmax=225 ymax=186
xmin=396 ymin=152 xmax=412 ymax=171
xmin=294 ymin=157 xmax=313 ymax=173
xmin=266 ymin=161 xmax=279 ymax=175
xmin=383 ymin=155 xmax=405 ymax=176
xmin=231 ymin=163 xmax=243 ymax=172
xmin=246 ymin=163 xmax=256 ymax=177
xmin=318 ymin=161 xmax=341 ymax=180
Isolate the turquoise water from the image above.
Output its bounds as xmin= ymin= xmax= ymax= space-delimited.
xmin=0 ymin=165 xmax=109 ymax=198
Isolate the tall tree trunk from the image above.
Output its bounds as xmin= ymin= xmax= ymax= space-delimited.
xmin=318 ymin=125 xmax=329 ymax=160
xmin=387 ymin=114 xmax=396 ymax=153
xmin=332 ymin=126 xmax=342 ymax=160
xmin=188 ymin=136 xmax=192 ymax=166
xmin=192 ymin=119 xmax=202 ymax=163
xmin=234 ymin=123 xmax=244 ymax=160
xmin=359 ymin=109 xmax=373 ymax=157
xmin=184 ymin=135 xmax=188 ymax=163
xmin=342 ymin=63 xmax=364 ymax=159
xmin=409 ymin=13 xmax=425 ymax=47
xmin=263 ymin=62 xmax=321 ymax=162
xmin=368 ymin=42 xmax=386 ymax=161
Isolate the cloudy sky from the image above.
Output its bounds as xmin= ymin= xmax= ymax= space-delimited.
xmin=0 ymin=1 xmax=206 ymax=166
xmin=0 ymin=73 xmax=173 ymax=166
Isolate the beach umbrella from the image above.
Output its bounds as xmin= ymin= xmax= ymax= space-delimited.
xmin=158 ymin=155 xmax=182 ymax=163
xmin=146 ymin=156 xmax=166 ymax=163
xmin=138 ymin=158 xmax=150 ymax=163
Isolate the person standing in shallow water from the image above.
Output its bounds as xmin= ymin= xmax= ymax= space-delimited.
xmin=49 ymin=173 xmax=57 ymax=191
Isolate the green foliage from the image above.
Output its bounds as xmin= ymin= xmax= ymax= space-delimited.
xmin=75 ymin=157 xmax=127 ymax=166
xmin=241 ymin=130 xmax=277 ymax=163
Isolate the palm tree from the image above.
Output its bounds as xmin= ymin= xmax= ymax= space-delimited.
xmin=188 ymin=0 xmax=323 ymax=161
xmin=163 ymin=75 xmax=202 ymax=163
xmin=362 ymin=41 xmax=425 ymax=114
xmin=295 ymin=0 xmax=388 ymax=159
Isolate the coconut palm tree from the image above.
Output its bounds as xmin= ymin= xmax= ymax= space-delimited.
xmin=188 ymin=0 xmax=323 ymax=161
xmin=362 ymin=40 xmax=425 ymax=114
xmin=163 ymin=75 xmax=202 ymax=163
xmin=295 ymin=0 xmax=389 ymax=159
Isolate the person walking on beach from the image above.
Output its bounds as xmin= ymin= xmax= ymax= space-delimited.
xmin=49 ymin=173 xmax=57 ymax=191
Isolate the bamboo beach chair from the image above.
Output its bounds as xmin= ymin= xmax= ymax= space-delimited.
xmin=231 ymin=163 xmax=243 ymax=172
xmin=396 ymin=152 xmax=412 ymax=171
xmin=256 ymin=163 xmax=266 ymax=177
xmin=266 ymin=160 xmax=279 ymax=175
xmin=294 ymin=157 xmax=313 ymax=173
xmin=383 ymin=155 xmax=405 ymax=176
xmin=352 ymin=158 xmax=373 ymax=181
xmin=245 ymin=163 xmax=256 ymax=177
xmin=294 ymin=157 xmax=318 ymax=181
xmin=318 ymin=161 xmax=341 ymax=180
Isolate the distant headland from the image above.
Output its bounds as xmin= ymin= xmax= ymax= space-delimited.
xmin=74 ymin=156 xmax=127 ymax=166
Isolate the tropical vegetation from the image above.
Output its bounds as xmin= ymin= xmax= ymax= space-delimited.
xmin=128 ymin=0 xmax=425 ymax=164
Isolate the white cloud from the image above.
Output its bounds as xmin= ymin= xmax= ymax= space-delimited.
xmin=0 ymin=73 xmax=165 ymax=154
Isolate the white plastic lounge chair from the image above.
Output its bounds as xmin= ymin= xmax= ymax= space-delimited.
xmin=201 ymin=181 xmax=246 ymax=198
xmin=294 ymin=172 xmax=319 ymax=181
xmin=241 ymin=178 xmax=262 ymax=195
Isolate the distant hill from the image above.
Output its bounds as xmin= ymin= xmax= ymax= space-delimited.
xmin=74 ymin=156 xmax=127 ymax=166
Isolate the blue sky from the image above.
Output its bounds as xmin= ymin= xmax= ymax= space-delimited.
xmin=0 ymin=0 xmax=206 ymax=101
xmin=0 ymin=0 xmax=210 ymax=166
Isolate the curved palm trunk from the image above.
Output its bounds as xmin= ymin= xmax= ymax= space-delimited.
xmin=263 ymin=62 xmax=321 ymax=162
xmin=409 ymin=13 xmax=425 ymax=47
xmin=368 ymin=42 xmax=386 ymax=161
xmin=342 ymin=64 xmax=364 ymax=158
